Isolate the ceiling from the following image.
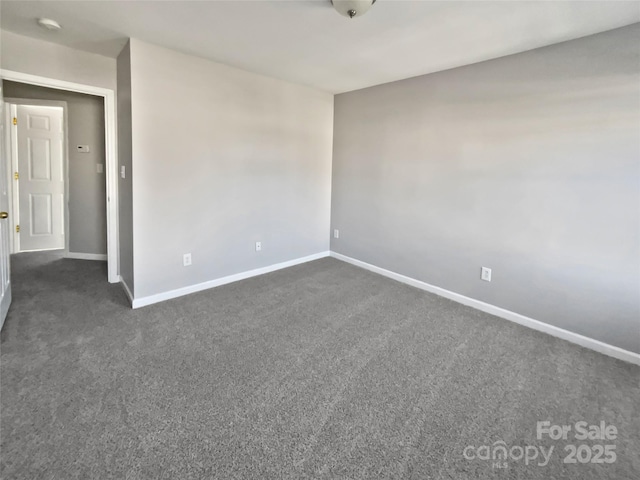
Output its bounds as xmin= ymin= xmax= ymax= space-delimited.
xmin=1 ymin=1 xmax=639 ymax=93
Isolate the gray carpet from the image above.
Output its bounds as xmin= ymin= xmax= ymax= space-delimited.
xmin=1 ymin=252 xmax=638 ymax=479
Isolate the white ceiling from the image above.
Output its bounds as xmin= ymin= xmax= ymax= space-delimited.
xmin=1 ymin=1 xmax=639 ymax=93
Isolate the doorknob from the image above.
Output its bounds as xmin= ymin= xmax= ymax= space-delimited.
xmin=0 ymin=212 xmax=8 ymax=219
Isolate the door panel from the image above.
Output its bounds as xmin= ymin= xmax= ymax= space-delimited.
xmin=30 ymin=194 xmax=53 ymax=235
xmin=16 ymin=105 xmax=64 ymax=252
xmin=28 ymin=137 xmax=52 ymax=180
xmin=28 ymin=114 xmax=50 ymax=130
xmin=1 ymin=95 xmax=12 ymax=328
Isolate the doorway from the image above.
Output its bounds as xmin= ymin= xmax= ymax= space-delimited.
xmin=0 ymin=69 xmax=119 ymax=285
xmin=5 ymin=81 xmax=109 ymax=260
xmin=8 ymin=102 xmax=67 ymax=253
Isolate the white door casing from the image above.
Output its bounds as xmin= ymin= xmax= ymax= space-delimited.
xmin=14 ymin=105 xmax=65 ymax=252
xmin=0 ymin=93 xmax=12 ymax=328
xmin=1 ymin=69 xmax=119 ymax=284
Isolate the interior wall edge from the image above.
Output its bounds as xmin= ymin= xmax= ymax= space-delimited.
xmin=119 ymin=276 xmax=134 ymax=307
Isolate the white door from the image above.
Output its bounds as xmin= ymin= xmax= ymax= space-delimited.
xmin=15 ymin=105 xmax=65 ymax=252
xmin=0 ymin=96 xmax=12 ymax=328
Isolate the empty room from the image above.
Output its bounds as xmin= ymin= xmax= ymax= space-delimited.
xmin=0 ymin=1 xmax=638 ymax=479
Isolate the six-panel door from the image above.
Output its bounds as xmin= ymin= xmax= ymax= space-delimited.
xmin=16 ymin=105 xmax=65 ymax=252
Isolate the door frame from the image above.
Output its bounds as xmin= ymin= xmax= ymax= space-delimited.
xmin=0 ymin=69 xmax=119 ymax=283
xmin=0 ymin=88 xmax=12 ymax=329
xmin=5 ymin=100 xmax=69 ymax=255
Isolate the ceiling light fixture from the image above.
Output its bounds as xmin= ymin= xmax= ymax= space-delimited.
xmin=331 ymin=0 xmax=376 ymax=19
xmin=37 ymin=18 xmax=62 ymax=31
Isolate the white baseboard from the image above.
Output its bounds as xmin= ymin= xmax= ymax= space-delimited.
xmin=330 ymin=252 xmax=640 ymax=366
xmin=66 ymin=252 xmax=107 ymax=261
xmin=131 ymin=251 xmax=331 ymax=309
xmin=119 ymin=277 xmax=134 ymax=306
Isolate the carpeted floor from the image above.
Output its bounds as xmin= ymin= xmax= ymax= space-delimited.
xmin=1 ymin=252 xmax=638 ymax=479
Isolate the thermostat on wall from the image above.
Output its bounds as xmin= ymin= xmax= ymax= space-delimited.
xmin=77 ymin=145 xmax=90 ymax=153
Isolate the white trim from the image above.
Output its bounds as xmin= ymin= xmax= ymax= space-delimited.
xmin=66 ymin=252 xmax=107 ymax=261
xmin=15 ymin=247 xmax=65 ymax=253
xmin=0 ymin=69 xmax=119 ymax=284
xmin=119 ymin=275 xmax=134 ymax=306
xmin=7 ymin=104 xmax=18 ymax=253
xmin=330 ymin=252 xmax=640 ymax=366
xmin=131 ymin=251 xmax=331 ymax=309
xmin=2 ymin=106 xmax=12 ymax=254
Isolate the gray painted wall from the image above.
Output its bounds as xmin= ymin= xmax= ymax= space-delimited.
xmin=331 ymin=25 xmax=640 ymax=353
xmin=3 ymin=80 xmax=107 ymax=256
xmin=128 ymin=39 xmax=333 ymax=298
xmin=117 ymin=42 xmax=134 ymax=294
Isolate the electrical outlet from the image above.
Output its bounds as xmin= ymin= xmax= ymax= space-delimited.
xmin=183 ymin=253 xmax=192 ymax=266
xmin=96 ymin=163 xmax=104 ymax=174
xmin=255 ymin=241 xmax=262 ymax=252
xmin=334 ymin=229 xmax=340 ymax=239
xmin=481 ymin=267 xmax=492 ymax=282
xmin=120 ymin=165 xmax=126 ymax=179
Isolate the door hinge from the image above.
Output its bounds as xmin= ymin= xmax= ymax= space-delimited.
xmin=12 ymin=117 xmax=17 ymax=126
xmin=14 ymin=172 xmax=19 ymax=180
xmin=16 ymin=225 xmax=20 ymax=233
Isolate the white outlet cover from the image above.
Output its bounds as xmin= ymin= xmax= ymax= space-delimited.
xmin=334 ymin=229 xmax=339 ymax=239
xmin=183 ymin=253 xmax=192 ymax=266
xmin=96 ymin=163 xmax=104 ymax=174
xmin=255 ymin=241 xmax=262 ymax=251
xmin=481 ymin=267 xmax=492 ymax=282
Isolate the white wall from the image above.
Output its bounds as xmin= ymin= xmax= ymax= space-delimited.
xmin=128 ymin=39 xmax=333 ymax=299
xmin=331 ymin=25 xmax=640 ymax=353
xmin=0 ymin=30 xmax=116 ymax=91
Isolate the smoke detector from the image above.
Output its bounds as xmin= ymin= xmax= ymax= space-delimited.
xmin=37 ymin=18 xmax=62 ymax=31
